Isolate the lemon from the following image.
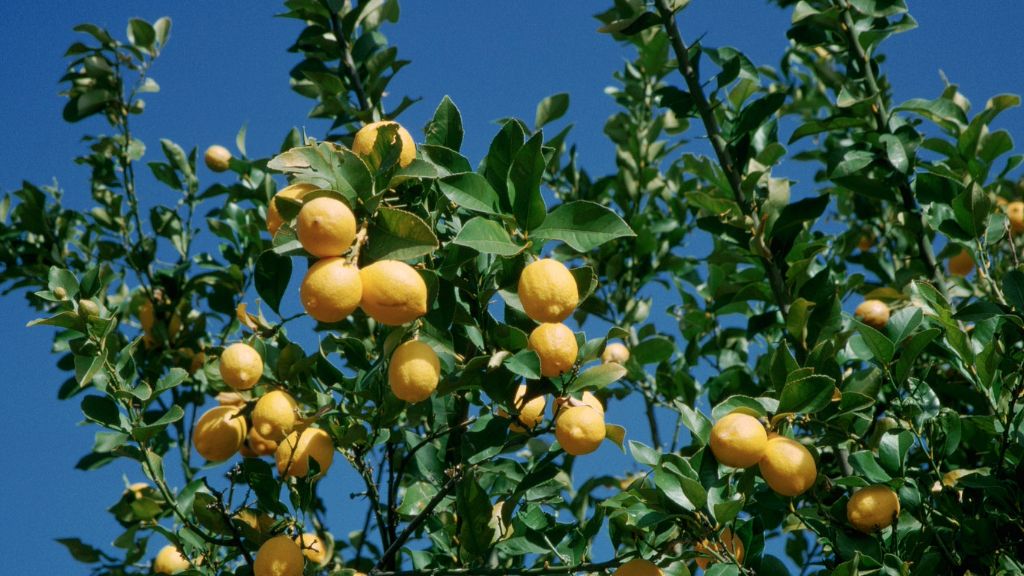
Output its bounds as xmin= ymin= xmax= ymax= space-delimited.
xmin=139 ymin=299 xmax=156 ymax=332
xmin=529 ymin=323 xmax=578 ymax=378
xmin=154 ymin=544 xmax=192 ymax=574
xmin=193 ymin=405 xmax=247 ymax=462
xmin=846 ymin=485 xmax=900 ymax=533
xmin=276 ymin=427 xmax=335 ymax=479
xmin=219 ymin=343 xmax=264 ymax=391
xmin=216 ymin=391 xmax=246 ymax=407
xmin=204 ymin=145 xmax=231 ymax=172
xmin=243 ymin=424 xmax=279 ymax=457
xmin=359 ymin=260 xmax=429 ymax=325
xmin=518 ymin=259 xmax=578 ymax=323
xmin=613 ymin=558 xmax=663 ymax=576
xmin=1008 ymin=200 xmax=1024 ymax=233
xmin=297 ymin=197 xmax=357 ymax=258
xmin=555 ymin=406 xmax=605 ymax=456
xmin=601 ymin=342 xmax=630 ymax=364
xmin=300 ymin=258 xmax=362 ymax=323
xmin=758 ymin=436 xmax=817 ymax=497
xmin=505 ymin=384 xmax=546 ymax=432
xmin=854 ymin=299 xmax=890 ymax=330
xmin=389 ymin=340 xmax=440 ymax=403
xmin=252 ymin=390 xmax=298 ymax=442
xmin=710 ymin=412 xmax=768 ymax=468
xmin=551 ymin=391 xmax=604 ymax=419
xmin=294 ymin=533 xmax=328 ymax=565
xmin=695 ymin=528 xmax=745 ymax=569
xmin=268 ymin=182 xmax=319 ymax=236
xmin=351 ymin=121 xmax=416 ymax=168
xmin=254 ymin=535 xmax=304 ymax=576
xmin=948 ymin=248 xmax=974 ymax=277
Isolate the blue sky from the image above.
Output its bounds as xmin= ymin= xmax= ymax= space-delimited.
xmin=1 ymin=1 xmax=1022 ymax=574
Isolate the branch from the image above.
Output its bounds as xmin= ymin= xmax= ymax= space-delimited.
xmin=371 ymin=558 xmax=627 ymax=576
xmin=376 ymin=469 xmax=462 ymax=571
xmin=322 ymin=0 xmax=370 ymax=112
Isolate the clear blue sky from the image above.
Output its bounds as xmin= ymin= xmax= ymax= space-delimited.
xmin=1 ymin=2 xmax=1022 ymax=574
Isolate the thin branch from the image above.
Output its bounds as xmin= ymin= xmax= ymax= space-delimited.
xmin=376 ymin=470 xmax=463 ymax=571
xmin=322 ymin=0 xmax=370 ymax=112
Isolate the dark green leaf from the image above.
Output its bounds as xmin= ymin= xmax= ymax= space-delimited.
xmin=425 ymin=95 xmax=463 ymax=151
xmin=254 ymin=250 xmax=292 ymax=314
xmin=535 ymin=93 xmax=570 ymax=129
xmin=438 ymin=173 xmax=502 ymax=215
xmin=777 ymin=374 xmax=836 ymax=414
xmin=365 ymin=207 xmax=440 ymax=260
xmin=532 ymin=200 xmax=635 ymax=251
xmin=452 ymin=217 xmax=522 ymax=256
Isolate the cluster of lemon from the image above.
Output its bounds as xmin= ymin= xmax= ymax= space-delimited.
xmin=137 ymin=290 xmax=205 ymax=374
xmin=152 ymin=534 xmax=337 ymax=575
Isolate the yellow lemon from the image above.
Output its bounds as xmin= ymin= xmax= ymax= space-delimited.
xmin=139 ymin=299 xmax=156 ymax=332
xmin=555 ymin=406 xmax=605 ymax=456
xmin=846 ymin=485 xmax=900 ymax=533
xmin=154 ymin=544 xmax=192 ymax=574
xmin=204 ymin=145 xmax=231 ymax=172
xmin=294 ymin=533 xmax=328 ymax=565
xmin=219 ymin=343 xmax=264 ymax=391
xmin=352 ymin=121 xmax=416 ymax=168
xmin=518 ymin=259 xmax=578 ymax=323
xmin=193 ymin=405 xmax=247 ymax=462
xmin=695 ymin=528 xmax=745 ymax=569
xmin=297 ymin=197 xmax=357 ymax=258
xmin=300 ymin=258 xmax=363 ymax=323
xmin=601 ymin=342 xmax=630 ymax=364
xmin=948 ymin=249 xmax=974 ymax=277
xmin=505 ymin=384 xmax=546 ymax=432
xmin=551 ymin=391 xmax=604 ymax=419
xmin=854 ymin=299 xmax=890 ymax=330
xmin=268 ymin=182 xmax=319 ymax=236
xmin=1008 ymin=201 xmax=1024 ymax=233
xmin=529 ymin=323 xmax=578 ymax=378
xmin=243 ymin=424 xmax=279 ymax=457
xmin=388 ymin=340 xmax=440 ymax=403
xmin=276 ymin=427 xmax=335 ymax=479
xmin=252 ymin=390 xmax=299 ymax=442
xmin=254 ymin=535 xmax=304 ymax=576
xmin=613 ymin=558 xmax=663 ymax=576
xmin=758 ymin=436 xmax=817 ymax=497
xmin=359 ymin=260 xmax=428 ymax=325
xmin=709 ymin=412 xmax=768 ymax=468
xmin=216 ymin=391 xmax=246 ymax=407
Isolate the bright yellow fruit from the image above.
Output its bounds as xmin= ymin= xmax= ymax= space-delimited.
xmin=855 ymin=299 xmax=890 ymax=330
xmin=253 ymin=390 xmax=299 ymax=442
xmin=613 ymin=558 xmax=663 ymax=576
xmin=204 ymin=145 xmax=232 ymax=172
xmin=154 ymin=544 xmax=191 ymax=574
xmin=388 ymin=340 xmax=440 ymax=403
xmin=758 ymin=436 xmax=817 ymax=497
xmin=551 ymin=391 xmax=604 ymax=419
xmin=294 ymin=533 xmax=328 ymax=565
xmin=555 ymin=406 xmax=605 ymax=456
xmin=506 ymin=384 xmax=546 ymax=432
xmin=254 ymin=535 xmax=304 ymax=576
xmin=529 ymin=323 xmax=578 ymax=378
xmin=359 ymin=260 xmax=428 ymax=325
xmin=268 ymin=182 xmax=319 ymax=236
xmin=1008 ymin=201 xmax=1024 ymax=233
xmin=276 ymin=427 xmax=335 ymax=479
xmin=219 ymin=343 xmax=264 ymax=390
xmin=601 ymin=342 xmax=630 ymax=364
xmin=300 ymin=258 xmax=362 ymax=323
xmin=243 ymin=424 xmax=279 ymax=457
xmin=518 ymin=259 xmax=578 ymax=323
xmin=297 ymin=197 xmax=357 ymax=258
xmin=710 ymin=412 xmax=768 ymax=468
xmin=695 ymin=528 xmax=745 ymax=569
xmin=352 ymin=121 xmax=416 ymax=168
xmin=948 ymin=248 xmax=974 ymax=277
xmin=193 ymin=405 xmax=247 ymax=462
xmin=847 ymin=485 xmax=900 ymax=533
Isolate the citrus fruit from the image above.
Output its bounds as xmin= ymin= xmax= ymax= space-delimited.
xmin=948 ymin=248 xmax=974 ymax=277
xmin=601 ymin=342 xmax=630 ymax=364
xmin=351 ymin=121 xmax=416 ymax=168
xmin=846 ymin=485 xmax=900 ymax=533
xmin=555 ymin=405 xmax=605 ymax=456
xmin=518 ymin=259 xmax=578 ymax=323
xmin=359 ymin=260 xmax=428 ymax=325
xmin=276 ymin=427 xmax=335 ymax=479
xmin=242 ymin=424 xmax=279 ymax=457
xmin=300 ymin=257 xmax=362 ymax=323
xmin=613 ymin=558 xmax=663 ymax=576
xmin=294 ymin=533 xmax=328 ymax=565
xmin=139 ymin=299 xmax=156 ymax=332
xmin=297 ymin=197 xmax=357 ymax=258
xmin=267 ymin=182 xmax=318 ymax=236
xmin=204 ymin=145 xmax=231 ymax=172
xmin=254 ymin=535 xmax=304 ymax=576
xmin=219 ymin=342 xmax=264 ymax=390
xmin=857 ymin=235 xmax=873 ymax=252
xmin=758 ymin=435 xmax=817 ymax=497
xmin=154 ymin=544 xmax=191 ymax=574
xmin=551 ymin=391 xmax=604 ymax=419
xmin=529 ymin=322 xmax=578 ymax=378
xmin=695 ymin=528 xmax=745 ymax=569
xmin=854 ymin=299 xmax=890 ymax=330
xmin=252 ymin=389 xmax=299 ymax=442
xmin=193 ymin=405 xmax=247 ymax=462
xmin=388 ymin=340 xmax=440 ymax=403
xmin=1008 ymin=200 xmax=1024 ymax=233
xmin=506 ymin=384 xmax=546 ymax=432
xmin=709 ymin=412 xmax=768 ymax=468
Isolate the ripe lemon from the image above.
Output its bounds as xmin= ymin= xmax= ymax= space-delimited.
xmin=710 ymin=412 xmax=768 ymax=468
xmin=359 ymin=260 xmax=428 ymax=325
xmin=204 ymin=145 xmax=232 ymax=172
xmin=193 ymin=405 xmax=247 ymax=462
xmin=268 ymin=182 xmax=319 ymax=236
xmin=613 ymin=558 xmax=663 ymax=576
xmin=695 ymin=528 xmax=744 ymax=569
xmin=948 ymin=248 xmax=974 ymax=277
xmin=294 ymin=533 xmax=328 ymax=565
xmin=555 ymin=406 xmax=605 ymax=456
xmin=529 ymin=323 xmax=578 ymax=378
xmin=846 ymin=485 xmax=900 ymax=533
xmin=139 ymin=299 xmax=156 ymax=332
xmin=518 ymin=259 xmax=578 ymax=323
xmin=758 ymin=436 xmax=817 ymax=497
xmin=504 ymin=384 xmax=546 ymax=432
xmin=854 ymin=299 xmax=890 ymax=330
xmin=1008 ymin=201 xmax=1024 ymax=233
xmin=551 ymin=391 xmax=604 ymax=419
xmin=219 ymin=343 xmax=264 ymax=390
xmin=601 ymin=342 xmax=630 ymax=364
xmin=154 ymin=544 xmax=191 ymax=574
xmin=243 ymin=424 xmax=279 ymax=457
xmin=388 ymin=340 xmax=440 ymax=403
xmin=300 ymin=258 xmax=362 ymax=323
xmin=297 ymin=197 xmax=357 ymax=258
xmin=254 ymin=535 xmax=304 ymax=576
xmin=352 ymin=121 xmax=416 ymax=168
xmin=276 ymin=427 xmax=335 ymax=479
xmin=253 ymin=390 xmax=299 ymax=442
xmin=217 ymin=391 xmax=246 ymax=407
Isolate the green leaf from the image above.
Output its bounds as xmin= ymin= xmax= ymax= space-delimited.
xmin=133 ymin=405 xmax=185 ymax=442
xmin=831 ymin=150 xmax=875 ymax=179
xmin=397 ymin=481 xmax=439 ymax=516
xmin=632 ymin=336 xmax=674 ymax=365
xmin=483 ymin=119 xmax=526 ymax=207
xmin=154 ymin=368 xmax=188 ymax=393
xmin=569 ymin=363 xmax=627 ymax=393
xmin=267 ymin=143 xmax=372 ymax=205
xmin=504 ymin=350 xmax=541 ymax=380
xmin=56 ymin=538 xmax=104 ymax=564
xmin=878 ymin=430 xmax=914 ymax=474
xmin=880 ymin=134 xmax=909 ymax=173
xmin=629 ymin=440 xmax=660 ymax=467
xmin=48 ymin=266 xmax=79 ymax=299
xmin=1003 ymin=269 xmax=1024 ymax=313
xmin=769 ymin=195 xmax=830 ymax=242
xmin=895 ymin=97 xmax=967 ymax=131
xmin=597 ymin=12 xmax=661 ymax=36
xmin=532 ymin=200 xmax=635 ymax=251
xmin=438 ymin=173 xmax=502 ymax=215
xmin=852 ymin=319 xmax=896 ymax=364
xmin=733 ymin=92 xmax=786 ymax=139
xmin=674 ymin=401 xmax=712 ymax=445
xmin=81 ymin=395 xmax=122 ymax=429
xmin=254 ymin=250 xmax=292 ymax=315
xmin=849 ymin=450 xmax=891 ymax=482
xmin=425 ymin=95 xmax=463 ymax=151
xmin=507 ymin=132 xmax=548 ymax=231
xmin=457 ymin=474 xmax=495 ymax=561
xmin=365 ymin=207 xmax=440 ymax=260
xmin=535 ymin=93 xmax=570 ymax=129
xmin=777 ymin=374 xmax=836 ymax=414
xmin=604 ymin=424 xmax=626 ymax=452
xmin=127 ymin=18 xmax=156 ymax=49
xmin=571 ymin=266 xmax=598 ymax=303
xmin=452 ymin=217 xmax=522 ymax=256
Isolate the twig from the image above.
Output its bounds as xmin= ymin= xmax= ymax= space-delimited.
xmin=375 ymin=470 xmax=463 ymax=571
xmin=321 ymin=0 xmax=370 ymax=112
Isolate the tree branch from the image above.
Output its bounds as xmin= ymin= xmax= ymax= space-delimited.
xmin=322 ymin=0 xmax=370 ymax=112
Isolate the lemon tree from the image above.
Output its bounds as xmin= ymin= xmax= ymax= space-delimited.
xmin=3 ymin=1 xmax=1024 ymax=575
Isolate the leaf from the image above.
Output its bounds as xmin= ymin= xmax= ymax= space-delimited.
xmin=831 ymin=150 xmax=875 ymax=179
xmin=48 ymin=266 xmax=79 ymax=299
xmin=569 ymin=363 xmax=627 ymax=393
xmin=895 ymin=97 xmax=968 ymax=131
xmin=397 ymin=481 xmax=439 ymax=516
xmin=452 ymin=217 xmax=522 ymax=256
xmin=267 ymin=143 xmax=372 ymax=205
xmin=1004 ymin=269 xmax=1024 ymax=313
xmin=532 ymin=201 xmax=635 ymax=252
xmin=154 ymin=368 xmax=188 ymax=393
xmin=133 ymin=405 xmax=185 ymax=442
xmin=674 ymin=401 xmax=712 ymax=445
xmin=604 ymin=424 xmax=626 ymax=452
xmin=849 ymin=450 xmax=891 ymax=482
xmin=852 ymin=319 xmax=896 ymax=364
xmin=127 ymin=18 xmax=156 ymax=49
xmin=535 ymin=93 xmax=570 ymax=129
xmin=438 ymin=173 xmax=502 ymax=215
xmin=254 ymin=250 xmax=292 ymax=315
xmin=365 ymin=207 xmax=440 ymax=260
xmin=483 ymin=120 xmax=526 ymax=207
xmin=880 ymin=134 xmax=909 ymax=173
xmin=777 ymin=374 xmax=836 ymax=414
xmin=81 ymin=395 xmax=121 ymax=429
xmin=56 ymin=538 xmax=104 ymax=564
xmin=597 ymin=12 xmax=661 ymax=36
xmin=632 ymin=336 xmax=674 ymax=365
xmin=878 ymin=430 xmax=914 ymax=475
xmin=733 ymin=92 xmax=786 ymax=139
xmin=425 ymin=95 xmax=463 ymax=151
xmin=629 ymin=441 xmax=660 ymax=467
xmin=506 ymin=132 xmax=548 ymax=231
xmin=769 ymin=195 xmax=830 ymax=242
xmin=504 ymin=350 xmax=541 ymax=380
